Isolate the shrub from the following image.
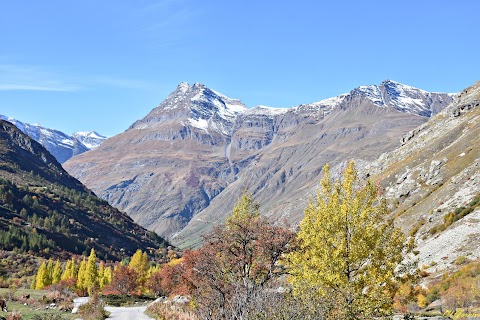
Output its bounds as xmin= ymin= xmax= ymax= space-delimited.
xmin=409 ymin=218 xmax=425 ymax=237
xmin=6 ymin=311 xmax=22 ymax=320
xmin=77 ymin=295 xmax=108 ymax=320
xmin=146 ymin=302 xmax=198 ymax=320
xmin=469 ymin=195 xmax=480 ymax=207
xmin=429 ymin=194 xmax=480 ymax=235
xmin=5 ymin=285 xmax=17 ymax=301
xmin=454 ymin=255 xmax=468 ymax=265
xmin=102 ymin=265 xmax=138 ymax=295
xmin=419 ymin=269 xmax=430 ymax=278
xmin=100 ymin=294 xmax=153 ymax=307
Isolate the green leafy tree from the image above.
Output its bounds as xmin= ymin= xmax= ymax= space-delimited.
xmin=287 ymin=161 xmax=407 ymax=319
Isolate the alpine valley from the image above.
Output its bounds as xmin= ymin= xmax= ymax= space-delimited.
xmin=62 ymin=78 xmax=479 ymax=271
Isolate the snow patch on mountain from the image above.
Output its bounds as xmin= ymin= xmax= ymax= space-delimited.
xmin=72 ymin=131 xmax=107 ymax=149
xmin=190 ymin=84 xmax=246 ymax=123
xmin=188 ymin=118 xmax=209 ymax=132
xmin=355 ymin=85 xmax=384 ymax=106
xmin=246 ymin=105 xmax=289 ymax=116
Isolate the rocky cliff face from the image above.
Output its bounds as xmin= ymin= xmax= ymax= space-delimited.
xmin=63 ymin=80 xmax=455 ymax=245
xmin=364 ymin=81 xmax=480 ymax=273
xmin=0 ymin=115 xmax=106 ymax=163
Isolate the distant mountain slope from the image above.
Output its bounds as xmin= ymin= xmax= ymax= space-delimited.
xmin=72 ymin=131 xmax=107 ymax=149
xmin=65 ymin=82 xmax=250 ymax=237
xmin=0 ymin=115 xmax=106 ymax=163
xmin=0 ymin=120 xmax=167 ymax=260
xmin=63 ymin=80 xmax=455 ymax=245
xmin=365 ymin=81 xmax=480 ymax=272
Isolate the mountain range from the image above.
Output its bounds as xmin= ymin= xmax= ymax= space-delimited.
xmin=63 ymin=80 xmax=457 ymax=248
xmin=0 ymin=114 xmax=106 ymax=163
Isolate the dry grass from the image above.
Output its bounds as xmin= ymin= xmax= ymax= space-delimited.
xmin=146 ymin=301 xmax=198 ymax=320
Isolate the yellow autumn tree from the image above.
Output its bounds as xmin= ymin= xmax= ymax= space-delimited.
xmin=287 ymin=161 xmax=407 ymax=319
xmin=46 ymin=259 xmax=54 ymax=286
xmin=417 ymin=293 xmax=428 ymax=308
xmin=100 ymin=265 xmax=113 ymax=289
xmin=98 ymin=261 xmax=105 ymax=284
xmin=62 ymin=257 xmax=77 ymax=281
xmin=76 ymin=257 xmax=87 ymax=293
xmin=84 ymin=248 xmax=99 ymax=295
xmin=35 ymin=261 xmax=49 ymax=290
xmin=225 ymin=190 xmax=259 ymax=229
xmin=52 ymin=260 xmax=62 ymax=284
xmin=129 ymin=249 xmax=149 ymax=290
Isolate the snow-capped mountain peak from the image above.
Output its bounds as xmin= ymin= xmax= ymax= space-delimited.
xmin=190 ymin=84 xmax=246 ymax=116
xmin=132 ymin=80 xmax=455 ymax=139
xmin=132 ymin=82 xmax=247 ymax=135
xmin=346 ymin=80 xmax=456 ymax=117
xmin=72 ymin=131 xmax=107 ymax=149
xmin=0 ymin=114 xmax=105 ymax=163
xmin=187 ymin=84 xmax=246 ymax=135
xmin=176 ymin=82 xmax=190 ymax=94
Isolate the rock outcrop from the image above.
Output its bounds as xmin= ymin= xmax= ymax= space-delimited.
xmin=364 ymin=81 xmax=480 ymax=272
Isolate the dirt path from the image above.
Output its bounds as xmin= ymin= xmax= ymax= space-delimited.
xmin=105 ymin=305 xmax=153 ymax=320
xmin=73 ymin=298 xmax=153 ymax=319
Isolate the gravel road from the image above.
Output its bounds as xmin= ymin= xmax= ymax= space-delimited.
xmin=73 ymin=297 xmax=153 ymax=320
xmin=105 ymin=306 xmax=153 ymax=319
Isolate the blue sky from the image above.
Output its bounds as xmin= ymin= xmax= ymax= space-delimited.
xmin=0 ymin=0 xmax=479 ymax=137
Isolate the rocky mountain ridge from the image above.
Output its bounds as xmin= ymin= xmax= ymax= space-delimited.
xmin=0 ymin=114 xmax=106 ymax=163
xmin=63 ymin=80 xmax=456 ymax=246
xmin=363 ymin=81 xmax=480 ymax=273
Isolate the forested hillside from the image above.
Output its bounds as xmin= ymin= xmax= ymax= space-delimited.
xmin=0 ymin=120 xmax=168 ymax=264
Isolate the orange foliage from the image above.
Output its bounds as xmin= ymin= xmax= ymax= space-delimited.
xmin=102 ymin=265 xmax=138 ymax=295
